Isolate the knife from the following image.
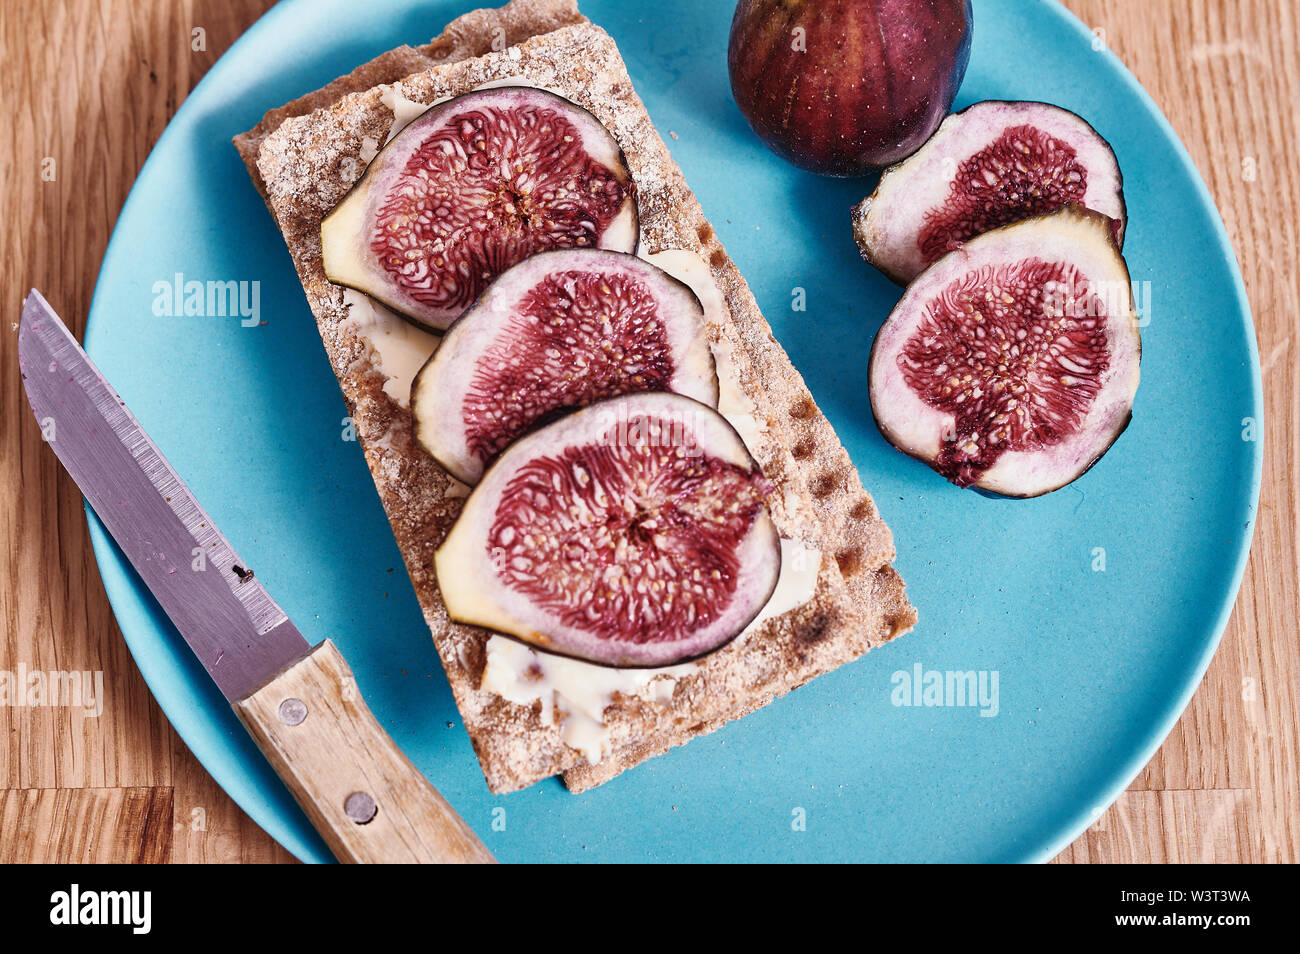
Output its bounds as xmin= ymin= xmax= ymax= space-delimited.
xmin=17 ymin=290 xmax=495 ymax=865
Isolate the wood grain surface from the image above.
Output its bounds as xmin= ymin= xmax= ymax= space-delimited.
xmin=1 ymin=0 xmax=1294 ymax=864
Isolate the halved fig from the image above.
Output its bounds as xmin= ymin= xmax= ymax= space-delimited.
xmin=853 ymin=101 xmax=1126 ymax=284
xmin=869 ymin=205 xmax=1140 ymax=498
xmin=435 ymin=392 xmax=781 ymax=667
xmin=411 ymin=248 xmax=718 ymax=485
xmin=322 ymin=86 xmax=638 ymax=331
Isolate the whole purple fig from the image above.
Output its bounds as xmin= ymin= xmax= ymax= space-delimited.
xmin=728 ymin=0 xmax=973 ymax=176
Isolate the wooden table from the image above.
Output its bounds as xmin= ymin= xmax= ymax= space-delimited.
xmin=1 ymin=0 xmax=1294 ymax=864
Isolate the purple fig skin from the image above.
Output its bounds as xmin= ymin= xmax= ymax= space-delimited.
xmin=728 ymin=0 xmax=973 ymax=177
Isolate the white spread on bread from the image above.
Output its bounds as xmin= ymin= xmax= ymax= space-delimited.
xmin=480 ymin=637 xmax=692 ymax=764
xmin=339 ymin=289 xmax=439 ymax=407
xmin=641 ymin=249 xmax=769 ymax=451
xmin=380 ymin=81 xmax=434 ymax=140
xmin=345 ymin=85 xmax=822 ymax=764
xmin=358 ymin=80 xmax=431 ymax=162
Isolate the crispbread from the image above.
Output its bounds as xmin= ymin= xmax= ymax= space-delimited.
xmin=235 ymin=0 xmax=916 ymax=794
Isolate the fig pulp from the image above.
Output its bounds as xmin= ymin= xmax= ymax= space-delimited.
xmin=322 ymin=86 xmax=638 ymax=331
xmin=868 ymin=206 xmax=1140 ymax=497
xmin=435 ymin=393 xmax=782 ymax=667
xmin=854 ymin=101 xmax=1127 ymax=283
xmin=728 ymin=0 xmax=973 ymax=176
xmin=411 ymin=249 xmax=718 ymax=485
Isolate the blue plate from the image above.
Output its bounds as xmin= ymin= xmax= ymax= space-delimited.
xmin=85 ymin=0 xmax=1260 ymax=863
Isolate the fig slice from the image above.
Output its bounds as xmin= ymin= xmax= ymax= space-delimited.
xmin=411 ymin=248 xmax=718 ymax=486
xmin=853 ymin=101 xmax=1126 ymax=284
xmin=869 ymin=205 xmax=1140 ymax=498
xmin=435 ymin=392 xmax=782 ymax=668
xmin=322 ymin=86 xmax=638 ymax=332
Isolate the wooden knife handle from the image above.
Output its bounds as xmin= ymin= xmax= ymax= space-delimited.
xmin=233 ymin=639 xmax=495 ymax=864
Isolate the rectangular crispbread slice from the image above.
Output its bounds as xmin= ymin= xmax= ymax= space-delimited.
xmin=235 ymin=0 xmax=916 ymax=794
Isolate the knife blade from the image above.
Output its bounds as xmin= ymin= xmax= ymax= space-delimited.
xmin=18 ymin=290 xmax=494 ymax=864
xmin=17 ymin=291 xmax=308 ymax=701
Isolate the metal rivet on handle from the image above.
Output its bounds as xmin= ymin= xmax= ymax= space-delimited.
xmin=345 ymin=791 xmax=378 ymax=825
xmin=278 ymin=697 xmax=308 ymax=726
